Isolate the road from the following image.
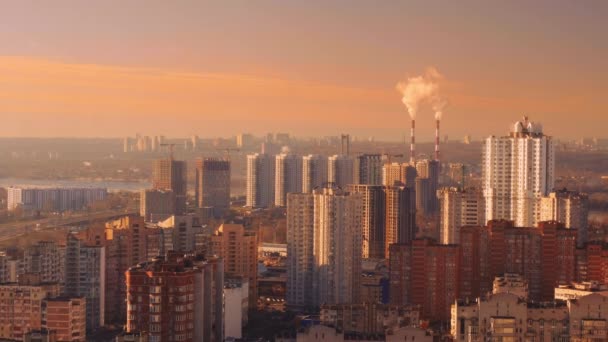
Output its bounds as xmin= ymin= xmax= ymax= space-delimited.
xmin=0 ymin=210 xmax=138 ymax=242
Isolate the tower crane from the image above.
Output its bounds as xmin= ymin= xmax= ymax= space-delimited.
xmin=215 ymin=148 xmax=240 ymax=161
xmin=382 ymin=153 xmax=404 ymax=164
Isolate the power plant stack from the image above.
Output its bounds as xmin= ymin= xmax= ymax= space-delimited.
xmin=435 ymin=119 xmax=440 ymax=161
xmin=410 ymin=119 xmax=416 ymax=164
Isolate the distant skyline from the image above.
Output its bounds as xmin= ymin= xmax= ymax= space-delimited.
xmin=1 ymin=1 xmax=607 ymax=140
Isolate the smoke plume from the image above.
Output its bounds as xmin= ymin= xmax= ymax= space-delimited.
xmin=432 ymin=96 xmax=447 ymax=120
xmin=396 ymin=67 xmax=445 ymax=120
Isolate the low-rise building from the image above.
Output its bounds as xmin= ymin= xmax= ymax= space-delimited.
xmin=320 ymin=303 xmax=420 ymax=335
xmin=493 ymin=273 xmax=529 ymax=300
xmin=224 ymin=278 xmax=249 ymax=340
xmin=451 ymin=292 xmax=569 ymax=342
xmin=43 ymin=297 xmax=86 ymax=341
xmin=555 ymin=282 xmax=608 ymax=301
xmin=0 ymin=279 xmax=60 ymax=340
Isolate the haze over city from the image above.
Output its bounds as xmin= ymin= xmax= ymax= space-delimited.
xmin=1 ymin=0 xmax=607 ymax=139
xmin=2 ymin=2 xmax=608 ymax=342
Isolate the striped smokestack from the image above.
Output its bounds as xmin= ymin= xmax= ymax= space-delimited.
xmin=410 ymin=119 xmax=416 ymax=164
xmin=435 ymin=119 xmax=440 ymax=160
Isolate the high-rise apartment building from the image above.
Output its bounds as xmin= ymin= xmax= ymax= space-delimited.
xmin=389 ymin=240 xmax=460 ymax=321
xmin=383 ymin=163 xmax=402 ymax=187
xmin=0 ymin=252 xmax=20 ymax=283
xmin=384 ymin=185 xmax=417 ymax=257
xmin=437 ymin=187 xmax=485 ymax=244
xmin=0 ymin=279 xmax=60 ymax=341
xmin=414 ymin=177 xmax=431 ymax=216
xmin=347 ymin=185 xmax=385 ymax=259
xmin=286 ymin=193 xmax=315 ymax=308
xmin=208 ymin=224 xmax=258 ymax=307
xmin=43 ymin=297 xmax=87 ymax=342
xmin=346 ymin=185 xmax=416 ymax=259
xmin=355 ymin=154 xmax=383 ymax=185
xmin=382 ymin=163 xmax=417 ymax=187
xmin=140 ymin=189 xmax=175 ymax=222
xmin=274 ymin=153 xmax=302 ymax=206
xmin=152 ymin=158 xmax=187 ymax=214
xmin=458 ymin=220 xmax=576 ymax=302
xmin=415 ymin=159 xmax=440 ymax=214
xmin=447 ymin=163 xmax=465 ymax=187
xmin=123 ymin=137 xmax=130 ymax=153
xmin=482 ymin=117 xmax=555 ymax=227
xmin=328 ymin=155 xmax=354 ymax=188
xmin=23 ymin=241 xmax=64 ymax=285
xmin=286 ymin=186 xmax=362 ymax=308
xmin=104 ymin=216 xmax=148 ymax=324
xmin=246 ymin=153 xmax=275 ymax=208
xmin=574 ymin=243 xmax=608 ymax=284
xmin=195 ymin=158 xmax=231 ymax=217
xmin=236 ymin=133 xmax=253 ymax=148
xmin=157 ymin=215 xmax=205 ymax=253
xmin=302 ymin=154 xmax=328 ymax=193
xmin=126 ymin=254 xmax=224 ymax=342
xmin=64 ymin=233 xmax=106 ymax=331
xmin=314 ymin=186 xmax=362 ymax=306
xmin=540 ymin=189 xmax=589 ymax=247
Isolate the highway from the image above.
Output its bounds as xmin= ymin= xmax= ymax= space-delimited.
xmin=0 ymin=210 xmax=138 ymax=242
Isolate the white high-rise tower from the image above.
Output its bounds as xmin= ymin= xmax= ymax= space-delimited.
xmin=328 ymin=155 xmax=354 ymax=188
xmin=302 ymin=154 xmax=328 ymax=193
xmin=246 ymin=153 xmax=275 ymax=208
xmin=275 ymin=153 xmax=302 ymax=206
xmin=482 ymin=117 xmax=555 ymax=227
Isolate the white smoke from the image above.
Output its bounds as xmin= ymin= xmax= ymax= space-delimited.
xmin=396 ymin=67 xmax=445 ymax=120
xmin=432 ymin=96 xmax=447 ymax=120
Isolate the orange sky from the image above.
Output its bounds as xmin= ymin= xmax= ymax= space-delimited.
xmin=0 ymin=1 xmax=606 ymax=140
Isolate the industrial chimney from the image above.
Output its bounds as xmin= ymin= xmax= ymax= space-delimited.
xmin=435 ymin=119 xmax=440 ymax=160
xmin=410 ymin=119 xmax=416 ymax=164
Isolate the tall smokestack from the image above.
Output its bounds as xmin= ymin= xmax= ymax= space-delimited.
xmin=410 ymin=119 xmax=416 ymax=164
xmin=435 ymin=119 xmax=440 ymax=160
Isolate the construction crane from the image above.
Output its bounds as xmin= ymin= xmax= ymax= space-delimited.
xmin=215 ymin=148 xmax=240 ymax=161
xmin=382 ymin=153 xmax=404 ymax=164
xmin=160 ymin=143 xmax=176 ymax=160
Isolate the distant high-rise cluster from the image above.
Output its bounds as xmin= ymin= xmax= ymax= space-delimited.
xmin=4 ymin=115 xmax=608 ymax=341
xmin=123 ymin=134 xmax=164 ymax=153
xmin=247 ymin=152 xmax=418 ymax=209
xmin=123 ymin=134 xmax=203 ymax=153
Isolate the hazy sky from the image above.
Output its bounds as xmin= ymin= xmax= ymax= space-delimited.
xmin=1 ymin=1 xmax=607 ymax=140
